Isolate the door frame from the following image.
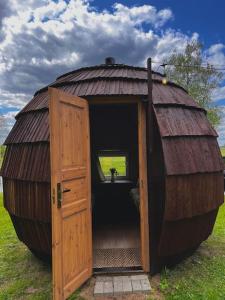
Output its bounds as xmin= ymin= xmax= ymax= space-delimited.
xmin=138 ymin=101 xmax=150 ymax=272
xmin=89 ymin=97 xmax=150 ymax=272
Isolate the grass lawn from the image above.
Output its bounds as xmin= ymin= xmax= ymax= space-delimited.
xmin=0 ymin=145 xmax=5 ymax=167
xmin=0 ymin=193 xmax=52 ymax=300
xmin=220 ymin=147 xmax=225 ymax=157
xmin=99 ymin=156 xmax=126 ymax=177
xmin=154 ymin=203 xmax=225 ymax=300
xmin=0 ymin=192 xmax=225 ymax=299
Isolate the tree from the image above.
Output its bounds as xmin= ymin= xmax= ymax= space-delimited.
xmin=0 ymin=114 xmax=4 ymax=129
xmin=0 ymin=114 xmax=6 ymax=165
xmin=165 ymin=41 xmax=223 ymax=127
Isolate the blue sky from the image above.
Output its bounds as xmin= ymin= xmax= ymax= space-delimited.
xmin=92 ymin=0 xmax=225 ymax=48
xmin=0 ymin=0 xmax=225 ymax=144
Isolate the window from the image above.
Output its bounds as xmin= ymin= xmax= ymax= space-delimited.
xmin=98 ymin=151 xmax=128 ymax=179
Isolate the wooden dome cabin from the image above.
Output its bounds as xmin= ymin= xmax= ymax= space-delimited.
xmin=1 ymin=57 xmax=224 ymax=299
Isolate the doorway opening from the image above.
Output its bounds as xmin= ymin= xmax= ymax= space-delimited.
xmin=90 ymin=103 xmax=148 ymax=272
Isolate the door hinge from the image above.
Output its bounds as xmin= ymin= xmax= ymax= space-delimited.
xmin=57 ymin=183 xmax=62 ymax=208
xmin=52 ymin=187 xmax=55 ymax=204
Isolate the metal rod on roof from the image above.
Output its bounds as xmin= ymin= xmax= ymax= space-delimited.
xmin=147 ymin=57 xmax=153 ymax=154
xmin=146 ymin=58 xmax=154 ymax=263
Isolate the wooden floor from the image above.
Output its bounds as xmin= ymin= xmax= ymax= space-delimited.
xmin=93 ymin=223 xmax=141 ymax=269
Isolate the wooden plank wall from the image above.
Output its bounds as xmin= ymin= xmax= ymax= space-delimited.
xmin=1 ymin=110 xmax=51 ymax=258
xmin=152 ymin=84 xmax=224 ymax=266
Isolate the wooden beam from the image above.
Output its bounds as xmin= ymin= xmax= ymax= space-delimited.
xmin=87 ymin=95 xmax=140 ymax=104
xmin=138 ymin=101 xmax=150 ymax=272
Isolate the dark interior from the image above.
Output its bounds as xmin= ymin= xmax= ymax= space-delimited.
xmin=90 ymin=103 xmax=141 ymax=269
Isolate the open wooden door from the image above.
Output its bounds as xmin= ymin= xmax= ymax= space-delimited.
xmin=49 ymin=88 xmax=92 ymax=300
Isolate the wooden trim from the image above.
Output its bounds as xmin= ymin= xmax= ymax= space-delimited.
xmin=138 ymin=101 xmax=150 ymax=272
xmin=49 ymin=87 xmax=63 ymax=300
xmin=88 ymin=96 xmax=140 ymax=104
xmin=86 ymin=101 xmax=93 ymax=277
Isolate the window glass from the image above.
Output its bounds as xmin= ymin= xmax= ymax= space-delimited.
xmin=99 ymin=155 xmax=127 ymax=177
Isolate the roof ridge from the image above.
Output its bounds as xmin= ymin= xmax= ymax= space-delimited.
xmin=56 ymin=63 xmax=163 ymax=80
xmin=34 ymin=77 xmax=187 ymax=97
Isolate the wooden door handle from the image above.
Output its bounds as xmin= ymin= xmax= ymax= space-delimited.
xmin=63 ymin=188 xmax=71 ymax=193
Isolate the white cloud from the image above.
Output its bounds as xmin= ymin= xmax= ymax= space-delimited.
xmin=0 ymin=0 xmax=225 ymax=143
xmin=205 ymin=43 xmax=225 ymax=66
xmin=217 ymin=106 xmax=225 ymax=146
xmin=212 ymin=86 xmax=225 ymax=102
xmin=2 ymin=110 xmax=19 ymax=119
xmin=0 ymin=110 xmax=19 ymax=144
xmin=0 ymin=89 xmax=30 ymax=109
xmin=153 ymin=31 xmax=199 ymax=63
xmin=112 ymin=3 xmax=173 ymax=28
xmin=0 ymin=0 xmax=189 ymax=103
xmin=204 ymin=44 xmax=225 ymax=103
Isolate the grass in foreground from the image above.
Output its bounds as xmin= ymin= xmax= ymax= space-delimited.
xmin=153 ymin=201 xmax=225 ymax=300
xmin=0 ymin=193 xmax=51 ymax=300
xmin=0 ymin=192 xmax=225 ymax=299
xmin=0 ymin=193 xmax=82 ymax=300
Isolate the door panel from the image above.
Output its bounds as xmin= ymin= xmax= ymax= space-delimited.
xmin=49 ymin=88 xmax=92 ymax=300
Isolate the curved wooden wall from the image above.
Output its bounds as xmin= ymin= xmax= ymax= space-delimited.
xmin=1 ymin=110 xmax=51 ymax=257
xmin=152 ymin=84 xmax=224 ymax=262
xmin=1 ymin=64 xmax=224 ymax=271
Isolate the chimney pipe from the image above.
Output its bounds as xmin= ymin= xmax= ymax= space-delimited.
xmin=105 ymin=57 xmax=115 ymax=65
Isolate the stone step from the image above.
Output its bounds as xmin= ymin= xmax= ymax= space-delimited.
xmin=94 ymin=274 xmax=151 ymax=296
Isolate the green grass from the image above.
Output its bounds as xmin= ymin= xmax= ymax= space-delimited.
xmin=0 ymin=193 xmax=51 ymax=300
xmin=220 ymin=147 xmax=225 ymax=157
xmin=156 ymin=201 xmax=225 ymax=300
xmin=0 ymin=145 xmax=5 ymax=167
xmin=99 ymin=156 xmax=126 ymax=176
xmin=0 ymin=193 xmax=83 ymax=300
xmin=1 ymin=192 xmax=225 ymax=299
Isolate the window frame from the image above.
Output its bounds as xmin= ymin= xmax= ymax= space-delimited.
xmin=98 ymin=150 xmax=129 ymax=180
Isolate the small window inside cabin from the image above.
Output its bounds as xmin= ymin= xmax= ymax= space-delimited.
xmin=98 ymin=150 xmax=129 ymax=180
